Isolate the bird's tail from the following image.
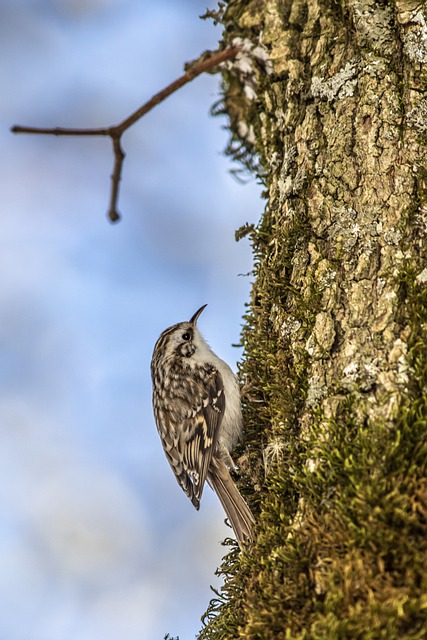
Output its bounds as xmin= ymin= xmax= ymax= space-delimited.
xmin=208 ymin=458 xmax=255 ymax=547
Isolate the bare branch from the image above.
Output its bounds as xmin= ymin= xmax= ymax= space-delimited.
xmin=11 ymin=125 xmax=111 ymax=136
xmin=11 ymin=46 xmax=239 ymax=222
xmin=115 ymin=47 xmax=239 ymax=133
xmin=108 ymin=135 xmax=125 ymax=222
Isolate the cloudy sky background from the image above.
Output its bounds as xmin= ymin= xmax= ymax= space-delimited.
xmin=0 ymin=1 xmax=262 ymax=639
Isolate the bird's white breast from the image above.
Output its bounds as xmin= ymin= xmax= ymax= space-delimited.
xmin=191 ymin=328 xmax=243 ymax=453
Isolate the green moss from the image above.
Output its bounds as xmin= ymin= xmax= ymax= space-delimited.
xmin=199 ymin=208 xmax=427 ymax=638
xmin=199 ymin=172 xmax=322 ymax=640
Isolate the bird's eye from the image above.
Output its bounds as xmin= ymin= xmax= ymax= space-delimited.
xmin=182 ymin=332 xmax=191 ymax=341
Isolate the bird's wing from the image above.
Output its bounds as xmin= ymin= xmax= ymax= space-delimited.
xmin=154 ymin=367 xmax=225 ymax=509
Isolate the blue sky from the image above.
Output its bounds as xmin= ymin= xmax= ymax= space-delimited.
xmin=0 ymin=1 xmax=262 ymax=638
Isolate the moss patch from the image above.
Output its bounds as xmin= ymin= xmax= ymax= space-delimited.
xmin=199 ymin=233 xmax=427 ymax=640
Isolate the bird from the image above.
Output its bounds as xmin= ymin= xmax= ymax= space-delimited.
xmin=150 ymin=304 xmax=255 ymax=547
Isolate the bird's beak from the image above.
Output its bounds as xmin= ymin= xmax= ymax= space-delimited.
xmin=189 ymin=304 xmax=207 ymax=325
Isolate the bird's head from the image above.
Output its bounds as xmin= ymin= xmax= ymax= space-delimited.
xmin=153 ymin=304 xmax=207 ymax=360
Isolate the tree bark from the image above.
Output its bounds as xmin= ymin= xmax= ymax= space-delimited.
xmin=200 ymin=1 xmax=427 ymax=638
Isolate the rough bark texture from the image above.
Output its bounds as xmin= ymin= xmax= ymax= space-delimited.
xmin=200 ymin=1 xmax=427 ymax=638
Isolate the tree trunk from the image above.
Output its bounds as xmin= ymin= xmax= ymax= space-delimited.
xmin=200 ymin=0 xmax=427 ymax=638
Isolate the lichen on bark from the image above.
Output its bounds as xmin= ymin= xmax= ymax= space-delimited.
xmin=200 ymin=0 xmax=427 ymax=638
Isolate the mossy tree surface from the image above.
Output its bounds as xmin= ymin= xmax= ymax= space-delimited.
xmin=200 ymin=1 xmax=427 ymax=638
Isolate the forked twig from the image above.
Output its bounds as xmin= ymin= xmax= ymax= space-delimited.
xmin=12 ymin=46 xmax=239 ymax=222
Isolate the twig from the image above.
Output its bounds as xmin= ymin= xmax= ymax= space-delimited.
xmin=11 ymin=46 xmax=239 ymax=222
xmin=109 ymin=135 xmax=125 ymax=222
